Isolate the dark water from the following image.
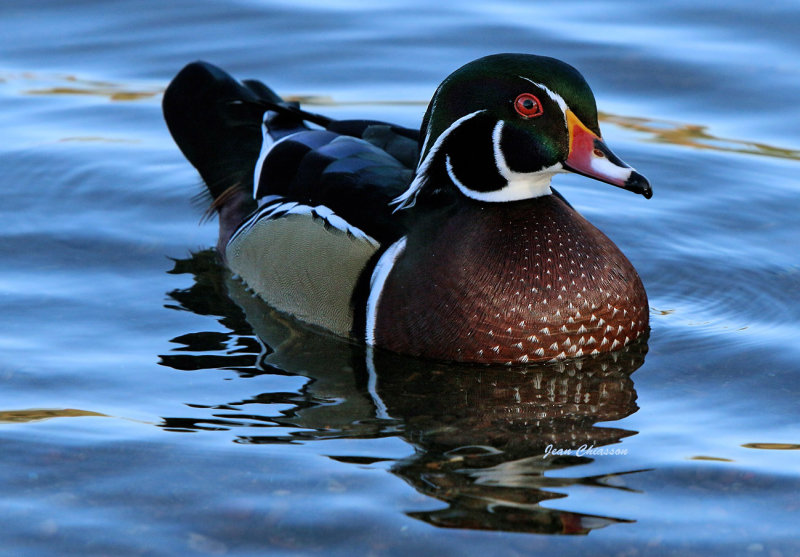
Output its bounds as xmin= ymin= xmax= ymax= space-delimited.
xmin=2 ymin=1 xmax=800 ymax=555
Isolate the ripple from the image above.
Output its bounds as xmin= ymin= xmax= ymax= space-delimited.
xmin=651 ymin=256 xmax=800 ymax=353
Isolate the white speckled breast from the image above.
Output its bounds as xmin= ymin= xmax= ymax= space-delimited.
xmin=371 ymin=194 xmax=648 ymax=364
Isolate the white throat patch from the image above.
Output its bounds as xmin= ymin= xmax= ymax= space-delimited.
xmin=487 ymin=120 xmax=560 ymax=201
xmin=393 ymin=80 xmax=572 ymax=207
xmin=440 ymin=120 xmax=562 ymax=203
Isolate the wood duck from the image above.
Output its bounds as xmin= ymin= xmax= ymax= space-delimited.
xmin=163 ymin=53 xmax=652 ymax=365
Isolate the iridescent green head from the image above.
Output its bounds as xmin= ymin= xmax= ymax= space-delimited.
xmin=394 ymin=53 xmax=651 ymax=209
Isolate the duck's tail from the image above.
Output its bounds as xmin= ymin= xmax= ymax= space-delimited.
xmin=163 ymin=61 xmax=313 ymax=251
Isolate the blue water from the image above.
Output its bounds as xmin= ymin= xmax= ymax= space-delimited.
xmin=2 ymin=1 xmax=800 ymax=555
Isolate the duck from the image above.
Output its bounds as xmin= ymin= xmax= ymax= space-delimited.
xmin=163 ymin=53 xmax=652 ymax=365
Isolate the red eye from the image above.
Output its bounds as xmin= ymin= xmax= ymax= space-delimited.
xmin=514 ymin=93 xmax=543 ymax=118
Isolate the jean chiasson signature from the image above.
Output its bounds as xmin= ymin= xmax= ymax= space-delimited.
xmin=543 ymin=444 xmax=629 ymax=459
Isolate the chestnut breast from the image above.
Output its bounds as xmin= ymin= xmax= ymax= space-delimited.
xmin=372 ymin=195 xmax=648 ymax=363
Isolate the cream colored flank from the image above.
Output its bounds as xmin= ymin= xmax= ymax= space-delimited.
xmin=226 ymin=205 xmax=380 ymax=337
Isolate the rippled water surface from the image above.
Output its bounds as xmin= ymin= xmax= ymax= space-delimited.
xmin=2 ymin=1 xmax=800 ymax=555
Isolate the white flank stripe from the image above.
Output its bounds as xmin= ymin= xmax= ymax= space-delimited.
xmin=312 ymin=205 xmax=335 ymax=219
xmin=256 ymin=194 xmax=283 ymax=208
xmin=228 ymin=208 xmax=263 ymax=244
xmin=227 ymin=201 xmax=379 ymax=248
xmin=365 ymin=346 xmax=392 ymax=420
xmin=326 ymin=213 xmax=351 ymax=233
xmin=365 ymin=236 xmax=407 ymax=345
xmin=285 ymin=203 xmax=310 ymax=216
xmin=264 ymin=201 xmax=298 ymax=217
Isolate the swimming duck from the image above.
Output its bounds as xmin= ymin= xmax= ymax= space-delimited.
xmin=163 ymin=53 xmax=651 ymax=364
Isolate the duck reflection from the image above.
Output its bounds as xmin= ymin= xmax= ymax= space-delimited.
xmin=368 ymin=348 xmax=645 ymax=534
xmin=160 ymin=250 xmax=648 ymax=535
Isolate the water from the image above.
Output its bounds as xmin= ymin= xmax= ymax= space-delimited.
xmin=2 ymin=0 xmax=799 ymax=555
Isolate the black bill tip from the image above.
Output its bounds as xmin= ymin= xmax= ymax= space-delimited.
xmin=625 ymin=171 xmax=652 ymax=199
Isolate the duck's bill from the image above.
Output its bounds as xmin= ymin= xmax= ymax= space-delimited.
xmin=563 ymin=110 xmax=652 ymax=199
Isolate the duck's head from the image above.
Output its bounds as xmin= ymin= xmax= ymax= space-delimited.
xmin=394 ymin=53 xmax=651 ymax=209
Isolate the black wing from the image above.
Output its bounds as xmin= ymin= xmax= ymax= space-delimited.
xmin=164 ymin=61 xmax=420 ymax=243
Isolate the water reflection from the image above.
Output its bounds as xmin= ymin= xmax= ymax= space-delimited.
xmin=160 ymin=250 xmax=649 ymax=535
xmin=10 ymin=68 xmax=799 ymax=161
xmin=599 ymin=112 xmax=800 ymax=161
xmin=0 ymin=408 xmax=108 ymax=423
xmin=13 ymin=72 xmax=162 ymax=101
xmin=368 ymin=348 xmax=647 ymax=534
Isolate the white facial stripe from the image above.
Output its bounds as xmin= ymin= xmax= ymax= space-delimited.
xmin=392 ymin=109 xmax=486 ymax=210
xmin=492 ymin=120 xmax=506 ymax=177
xmin=365 ymin=237 xmax=407 ymax=345
xmin=441 ymin=119 xmax=560 ymax=203
xmin=434 ymin=112 xmax=486 ymax=165
xmin=444 ymin=154 xmax=468 ymax=191
xmin=518 ymin=76 xmax=569 ymax=127
xmin=417 ymin=93 xmax=439 ymax=162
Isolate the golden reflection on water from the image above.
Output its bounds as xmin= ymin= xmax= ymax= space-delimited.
xmin=58 ymin=136 xmax=139 ymax=143
xmin=26 ymin=86 xmax=159 ymax=101
xmin=599 ymin=112 xmax=800 ymax=161
xmin=295 ymin=97 xmax=800 ymax=161
xmin=0 ymin=408 xmax=108 ymax=423
xmin=7 ymin=72 xmax=799 ymax=161
xmin=2 ymin=72 xmax=161 ymax=101
xmin=742 ymin=443 xmax=800 ymax=450
xmin=689 ymin=455 xmax=735 ymax=462
xmin=292 ymin=97 xmax=800 ymax=162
